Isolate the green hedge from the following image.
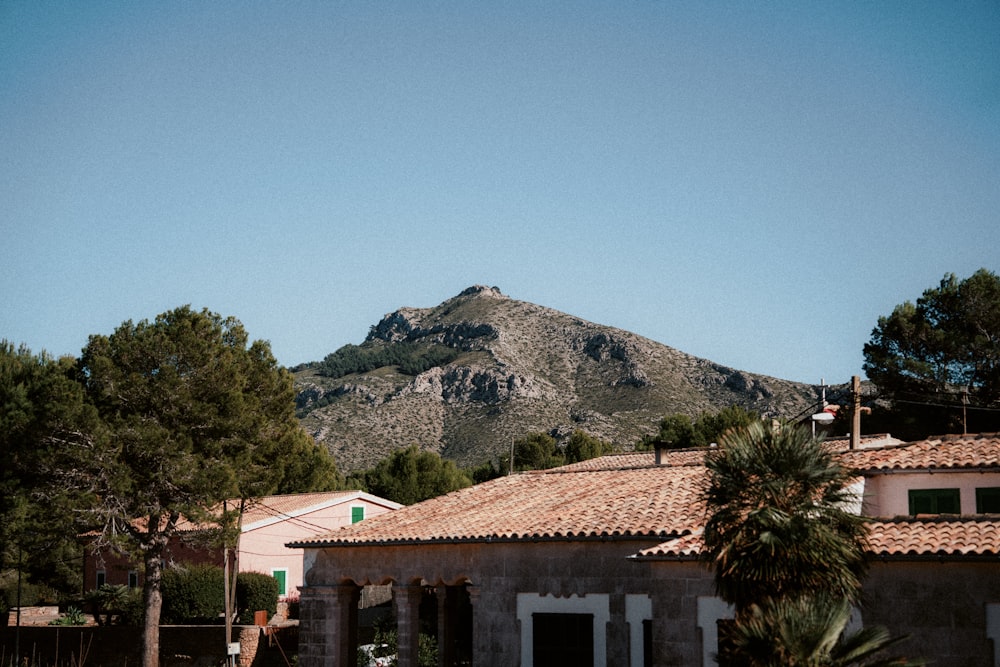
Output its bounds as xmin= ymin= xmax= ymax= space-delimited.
xmin=236 ymin=571 xmax=279 ymax=624
xmin=161 ymin=564 xmax=225 ymax=624
xmin=146 ymin=565 xmax=281 ymax=625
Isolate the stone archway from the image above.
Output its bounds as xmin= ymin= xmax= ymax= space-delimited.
xmin=299 ymin=575 xmax=474 ymax=667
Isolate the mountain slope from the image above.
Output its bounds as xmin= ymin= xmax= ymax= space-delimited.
xmin=294 ymin=286 xmax=818 ymax=471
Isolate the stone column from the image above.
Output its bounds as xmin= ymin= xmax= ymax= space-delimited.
xmin=467 ymin=586 xmax=484 ymax=666
xmin=436 ymin=586 xmax=462 ymax=667
xmin=299 ymin=584 xmax=360 ymax=667
xmin=393 ymin=583 xmax=424 ymax=667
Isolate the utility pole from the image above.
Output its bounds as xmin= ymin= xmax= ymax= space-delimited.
xmin=962 ymin=388 xmax=969 ymax=435
xmin=850 ymin=375 xmax=861 ymax=450
xmin=813 ymin=378 xmax=827 ymax=437
xmin=14 ymin=547 xmax=22 ymax=666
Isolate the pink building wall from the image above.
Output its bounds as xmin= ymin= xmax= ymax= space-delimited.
xmin=862 ymin=470 xmax=1000 ymax=517
xmin=238 ymin=492 xmax=401 ymax=599
xmin=83 ymin=491 xmax=402 ymax=599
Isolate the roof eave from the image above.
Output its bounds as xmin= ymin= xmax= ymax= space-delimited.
xmin=289 ymin=531 xmax=682 ymax=550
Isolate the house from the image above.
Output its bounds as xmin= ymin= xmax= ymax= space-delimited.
xmin=84 ymin=490 xmax=402 ymax=600
xmin=290 ymin=433 xmax=1000 ymax=667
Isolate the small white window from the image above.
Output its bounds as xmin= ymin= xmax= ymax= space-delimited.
xmin=96 ymin=570 xmax=106 ymax=588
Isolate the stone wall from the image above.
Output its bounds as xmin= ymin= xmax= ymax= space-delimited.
xmin=863 ymin=560 xmax=1000 ymax=667
xmin=302 ymin=539 xmax=701 ymax=667
xmin=301 ymin=541 xmax=1000 ymax=667
xmin=0 ymin=624 xmax=298 ymax=667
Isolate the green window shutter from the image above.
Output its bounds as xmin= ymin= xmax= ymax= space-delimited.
xmin=908 ymin=488 xmax=960 ymax=514
xmin=272 ymin=570 xmax=287 ymax=596
xmin=976 ymin=487 xmax=1000 ymax=513
xmin=351 ymin=506 xmax=365 ymax=523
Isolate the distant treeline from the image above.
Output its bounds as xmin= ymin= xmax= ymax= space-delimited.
xmin=310 ymin=341 xmax=461 ymax=379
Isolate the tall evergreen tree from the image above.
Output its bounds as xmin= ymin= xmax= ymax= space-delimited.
xmin=362 ymin=445 xmax=471 ymax=505
xmin=0 ymin=342 xmax=93 ymax=599
xmin=59 ymin=306 xmax=335 ymax=667
xmin=863 ymin=268 xmax=1000 ymax=434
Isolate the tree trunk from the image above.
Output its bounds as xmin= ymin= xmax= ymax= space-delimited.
xmin=141 ymin=526 xmax=168 ymax=667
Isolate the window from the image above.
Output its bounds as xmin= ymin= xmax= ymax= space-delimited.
xmin=351 ymin=506 xmax=365 ymax=523
xmin=128 ymin=571 xmax=139 ymax=589
xmin=908 ymin=488 xmax=960 ymax=514
xmin=96 ymin=570 xmax=106 ymax=587
xmin=516 ymin=593 xmax=609 ymax=667
xmin=533 ymin=613 xmax=594 ymax=666
xmin=977 ymin=487 xmax=1000 ymax=513
xmin=272 ymin=568 xmax=288 ymax=596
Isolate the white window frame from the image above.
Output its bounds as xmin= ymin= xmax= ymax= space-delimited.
xmin=96 ymin=569 xmax=106 ymax=588
xmin=516 ymin=592 xmax=609 ymax=667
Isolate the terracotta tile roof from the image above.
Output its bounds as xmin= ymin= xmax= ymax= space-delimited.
xmin=866 ymin=517 xmax=1000 ymax=558
xmin=291 ymin=434 xmax=1000 ymax=555
xmin=632 ymin=529 xmax=705 ymax=560
xmin=291 ymin=454 xmax=707 ymax=547
xmin=634 ymin=517 xmax=1000 ymax=561
xmin=838 ymin=433 xmax=1000 ymax=471
xmin=824 ymin=434 xmax=903 ymax=450
xmin=553 ymin=449 xmax=706 ymax=472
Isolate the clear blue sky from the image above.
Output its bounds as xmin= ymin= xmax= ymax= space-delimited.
xmin=3 ymin=2 xmax=998 ymax=384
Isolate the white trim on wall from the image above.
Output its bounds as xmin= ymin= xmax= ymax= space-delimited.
xmin=696 ymin=596 xmax=734 ymax=667
xmin=516 ymin=592 xmax=610 ymax=667
xmin=695 ymin=596 xmax=863 ymax=666
xmin=625 ymin=594 xmax=652 ymax=667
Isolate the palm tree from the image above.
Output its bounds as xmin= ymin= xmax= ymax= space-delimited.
xmin=702 ymin=420 xmax=868 ymax=615
xmin=719 ymin=595 xmax=925 ymax=667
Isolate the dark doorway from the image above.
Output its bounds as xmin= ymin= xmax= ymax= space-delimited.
xmin=642 ymin=619 xmax=652 ymax=667
xmin=532 ymin=612 xmax=594 ymax=667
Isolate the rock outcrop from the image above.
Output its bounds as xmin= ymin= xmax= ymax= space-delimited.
xmin=294 ymin=286 xmax=818 ymax=471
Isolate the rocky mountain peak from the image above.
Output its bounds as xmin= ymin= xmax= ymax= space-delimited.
xmin=295 ymin=288 xmax=818 ymax=471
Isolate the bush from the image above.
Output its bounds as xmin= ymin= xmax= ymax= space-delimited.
xmin=85 ymin=583 xmax=130 ymax=625
xmin=0 ymin=576 xmax=59 ymax=608
xmin=236 ymin=571 xmax=279 ymax=624
xmin=364 ymin=627 xmax=438 ymax=667
xmin=161 ymin=564 xmax=225 ymax=624
xmin=120 ymin=588 xmax=144 ymax=626
xmin=49 ymin=606 xmax=87 ymax=626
